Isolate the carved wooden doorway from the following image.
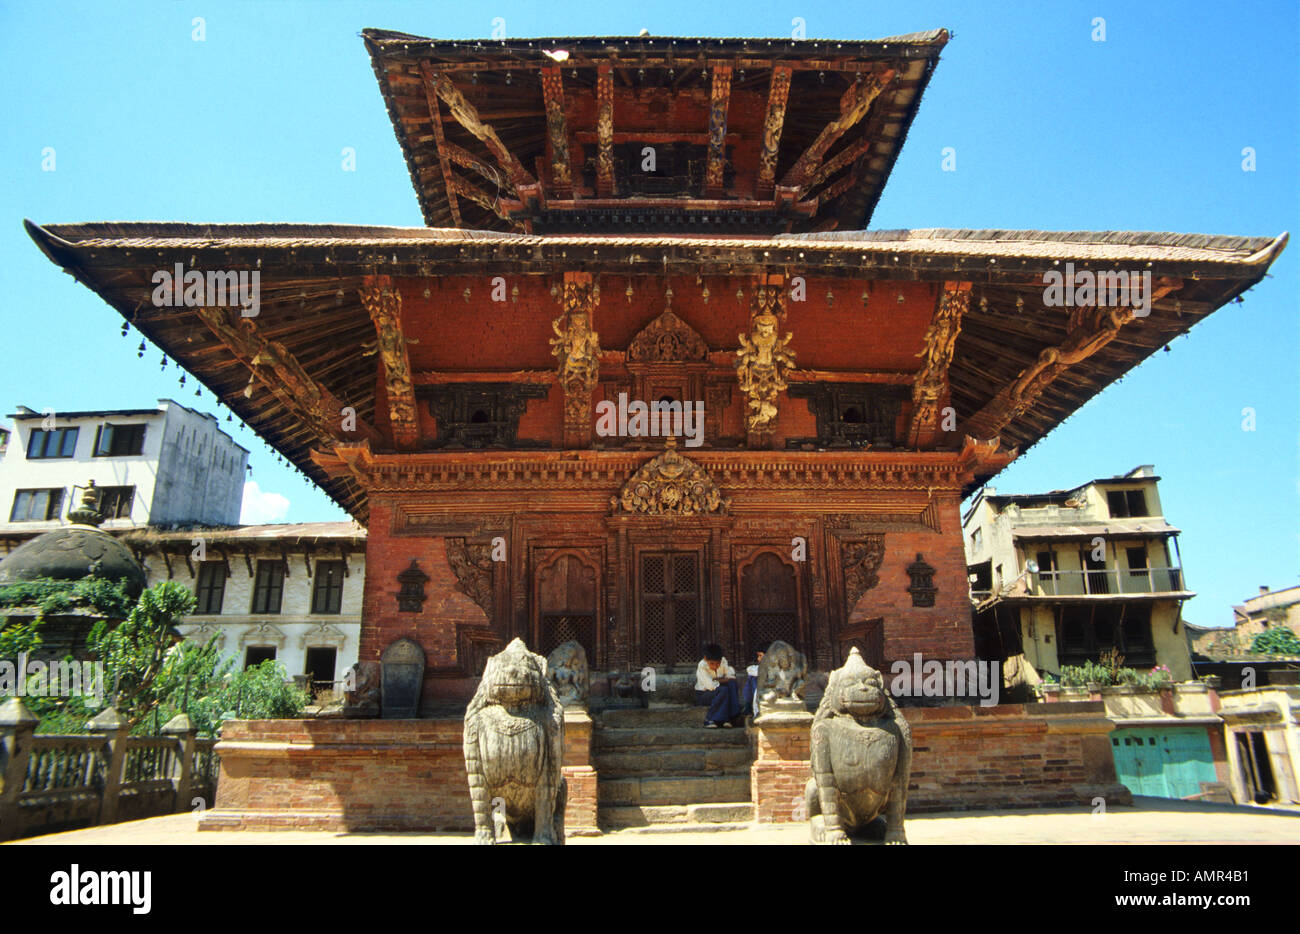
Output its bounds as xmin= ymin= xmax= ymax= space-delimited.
xmin=738 ymin=551 xmax=801 ymax=658
xmin=637 ymin=549 xmax=704 ymax=669
xmin=535 ymin=550 xmax=600 ymax=664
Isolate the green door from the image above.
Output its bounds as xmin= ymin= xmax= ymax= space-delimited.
xmin=1111 ymin=728 xmax=1216 ymax=799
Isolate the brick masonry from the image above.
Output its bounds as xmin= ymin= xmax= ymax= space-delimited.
xmin=202 ymin=701 xmax=1127 ymax=833
xmin=751 ymin=700 xmax=1131 ymax=824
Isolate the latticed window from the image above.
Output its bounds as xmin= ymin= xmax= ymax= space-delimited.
xmin=541 ymin=614 xmax=596 ymax=658
xmin=640 ymin=551 xmax=701 ymax=668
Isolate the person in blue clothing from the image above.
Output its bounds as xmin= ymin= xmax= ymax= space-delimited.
xmin=742 ymin=642 xmax=769 ymax=717
xmin=694 ymin=643 xmax=742 ymax=728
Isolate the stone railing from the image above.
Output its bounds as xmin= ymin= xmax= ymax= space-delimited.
xmin=0 ymin=697 xmax=219 ymax=841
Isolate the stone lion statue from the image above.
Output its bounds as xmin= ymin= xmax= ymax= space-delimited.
xmin=463 ymin=638 xmax=566 ymax=845
xmin=756 ymin=639 xmax=808 ymax=714
xmin=804 ymin=647 xmax=912 ymax=845
xmin=547 ymin=640 xmax=589 ymax=708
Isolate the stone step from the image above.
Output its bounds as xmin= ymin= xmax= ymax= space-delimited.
xmin=594 ymin=726 xmax=750 ymax=749
xmin=594 ymin=745 xmax=753 ymax=777
xmin=597 ymin=774 xmax=752 ymax=806
xmin=600 ymin=802 xmax=754 ymax=829
xmin=598 ymin=705 xmax=709 ymax=728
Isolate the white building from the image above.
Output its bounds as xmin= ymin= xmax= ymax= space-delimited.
xmin=0 ymin=399 xmax=248 ymax=531
xmin=126 ymin=523 xmax=366 ymax=692
xmin=0 ymin=399 xmax=363 ymax=691
xmin=963 ymin=465 xmax=1195 ymax=683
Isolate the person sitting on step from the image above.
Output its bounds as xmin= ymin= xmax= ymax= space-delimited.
xmin=695 ymin=643 xmax=742 ymax=728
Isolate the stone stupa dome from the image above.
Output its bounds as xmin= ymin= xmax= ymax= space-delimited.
xmin=0 ymin=481 xmax=146 ymax=599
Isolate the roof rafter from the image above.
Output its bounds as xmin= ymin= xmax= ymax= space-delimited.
xmin=423 ymin=64 xmax=541 ymax=203
xmin=778 ymin=68 xmax=894 ymax=195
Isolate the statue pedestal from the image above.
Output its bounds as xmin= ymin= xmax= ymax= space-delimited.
xmin=751 ymin=708 xmax=813 ymax=823
xmin=562 ymin=708 xmax=600 ymax=836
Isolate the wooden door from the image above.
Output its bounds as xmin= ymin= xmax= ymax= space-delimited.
xmin=639 ymin=550 xmax=703 ymax=668
xmin=536 ymin=552 xmax=598 ymax=662
xmin=739 ymin=551 xmax=800 ymax=656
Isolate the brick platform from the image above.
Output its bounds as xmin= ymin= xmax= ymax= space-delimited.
xmin=202 ymin=700 xmax=1127 ymax=833
xmin=749 ymin=700 xmax=1130 ymax=824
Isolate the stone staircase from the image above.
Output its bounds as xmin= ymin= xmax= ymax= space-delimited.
xmin=593 ymin=703 xmax=755 ymax=832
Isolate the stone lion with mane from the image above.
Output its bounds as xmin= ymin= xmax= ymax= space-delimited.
xmin=463 ymin=638 xmax=566 ymax=845
xmin=804 ymin=646 xmax=912 ymax=845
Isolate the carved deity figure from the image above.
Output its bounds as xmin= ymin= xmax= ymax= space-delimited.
xmin=463 ymin=638 xmax=566 ymax=844
xmin=551 ymin=310 xmax=601 ymax=393
xmin=736 ymin=311 xmax=796 ymax=434
xmin=546 ymin=640 xmax=589 ymax=708
xmin=755 ymin=639 xmax=808 ymax=713
xmin=804 ymin=647 xmax=912 ymax=845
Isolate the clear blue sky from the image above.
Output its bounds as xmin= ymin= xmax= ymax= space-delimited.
xmin=2 ymin=1 xmax=1296 ymax=627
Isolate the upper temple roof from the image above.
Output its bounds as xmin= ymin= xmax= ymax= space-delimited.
xmin=362 ymin=29 xmax=950 ymax=234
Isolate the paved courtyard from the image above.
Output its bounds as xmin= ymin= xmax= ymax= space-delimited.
xmin=8 ymin=798 xmax=1299 ymax=845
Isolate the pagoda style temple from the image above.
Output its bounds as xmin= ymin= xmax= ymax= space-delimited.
xmin=26 ymin=31 xmax=1286 ymax=708
xmin=24 ymin=34 xmax=1288 ymax=832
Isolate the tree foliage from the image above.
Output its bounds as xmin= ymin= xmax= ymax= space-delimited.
xmin=1250 ymin=626 xmax=1300 ymax=656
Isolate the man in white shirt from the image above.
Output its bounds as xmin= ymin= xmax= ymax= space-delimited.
xmin=694 ymin=643 xmax=742 ymax=728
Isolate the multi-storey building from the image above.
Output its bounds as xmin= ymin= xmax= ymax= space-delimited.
xmin=964 ymin=465 xmax=1195 ymax=683
xmin=0 ymin=399 xmax=248 ymax=531
xmin=126 ymin=523 xmax=365 ymax=692
xmin=0 ymin=399 xmax=362 ymax=688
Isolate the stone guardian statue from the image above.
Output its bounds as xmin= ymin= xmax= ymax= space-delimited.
xmin=463 ymin=638 xmax=566 ymax=844
xmin=804 ymin=647 xmax=912 ymax=845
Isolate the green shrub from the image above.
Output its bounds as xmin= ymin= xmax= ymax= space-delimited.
xmin=1250 ymin=627 xmax=1300 ymax=657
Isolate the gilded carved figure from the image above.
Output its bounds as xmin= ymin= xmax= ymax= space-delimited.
xmin=736 ymin=301 xmax=796 ymax=435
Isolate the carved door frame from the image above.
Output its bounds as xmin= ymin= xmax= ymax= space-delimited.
xmin=530 ymin=546 xmax=604 ymax=667
xmin=732 ymin=545 xmax=811 ymax=663
xmin=608 ymin=517 xmax=729 ymax=672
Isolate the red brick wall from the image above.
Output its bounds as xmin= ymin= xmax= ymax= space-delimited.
xmin=753 ymin=702 xmax=1130 ymax=823
xmin=204 ymin=718 xmax=597 ymax=835
xmin=848 ymin=494 xmax=976 ymax=663
xmin=390 ymin=275 xmax=938 ymax=449
xmin=360 ymin=501 xmax=488 ymax=701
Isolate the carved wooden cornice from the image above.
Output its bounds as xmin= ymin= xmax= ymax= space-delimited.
xmin=312 ymin=440 xmax=1000 ymax=496
xmin=359 ymin=275 xmax=419 ymax=450
xmin=907 ymin=281 xmax=969 ymax=446
xmin=193 ymin=304 xmax=376 ymax=447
